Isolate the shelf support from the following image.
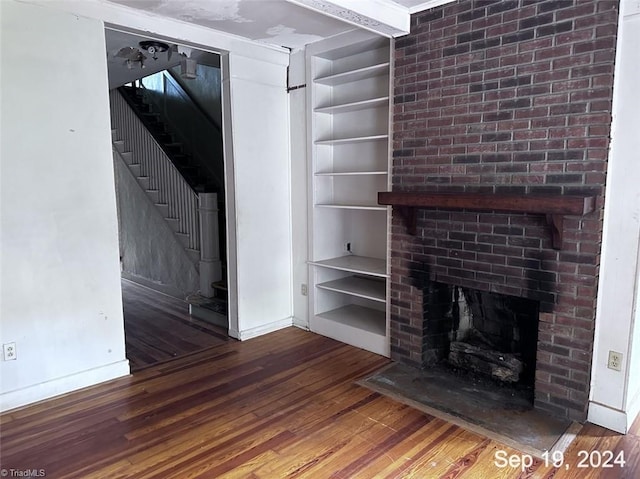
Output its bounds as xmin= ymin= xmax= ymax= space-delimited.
xmin=546 ymin=214 xmax=564 ymax=250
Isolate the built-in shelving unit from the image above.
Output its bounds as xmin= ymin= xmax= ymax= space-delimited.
xmin=306 ymin=32 xmax=392 ymax=356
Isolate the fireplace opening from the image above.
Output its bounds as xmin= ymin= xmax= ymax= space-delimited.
xmin=423 ymin=283 xmax=539 ymax=399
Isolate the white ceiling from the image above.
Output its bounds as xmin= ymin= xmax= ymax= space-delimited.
xmin=104 ymin=0 xmax=448 ymax=88
xmin=104 ymin=0 xmax=450 ymax=50
xmin=106 ymin=0 xmax=359 ymax=50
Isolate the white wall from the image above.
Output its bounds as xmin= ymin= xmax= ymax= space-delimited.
xmin=0 ymin=0 xmax=295 ymax=410
xmin=290 ymin=49 xmax=310 ymax=330
xmin=0 ymin=0 xmax=129 ymax=410
xmin=36 ymin=0 xmax=295 ymax=340
xmin=113 ymin=148 xmax=200 ymax=298
xmin=627 ymin=258 xmax=640 ymax=422
xmin=225 ymin=53 xmax=294 ymax=339
xmin=589 ymin=1 xmax=640 ymax=433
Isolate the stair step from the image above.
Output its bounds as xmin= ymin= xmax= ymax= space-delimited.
xmin=155 ymin=203 xmax=169 ymax=217
xmin=146 ymin=189 xmax=160 ymax=202
xmin=173 ymin=157 xmax=193 ymax=167
xmin=212 ymin=281 xmax=228 ymax=292
xmin=195 ymin=183 xmax=219 ymax=193
xmin=165 ymin=217 xmax=181 ymax=231
xmin=128 ymin=163 xmax=141 ymax=175
xmin=180 ymin=166 xmax=199 ymax=176
xmin=185 ymin=248 xmax=200 ymax=264
xmin=120 ymin=151 xmax=133 ymax=164
xmin=113 ymin=140 xmax=126 ymax=153
xmin=175 ymin=232 xmax=190 ymax=248
xmin=137 ymin=176 xmax=150 ymax=190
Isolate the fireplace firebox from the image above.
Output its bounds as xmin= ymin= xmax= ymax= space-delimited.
xmin=421 ymin=282 xmax=539 ymax=392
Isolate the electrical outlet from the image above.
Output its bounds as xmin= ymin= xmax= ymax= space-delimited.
xmin=608 ymin=350 xmax=623 ymax=371
xmin=344 ymin=242 xmax=352 ymax=254
xmin=301 ymin=284 xmax=308 ymax=296
xmin=3 ymin=342 xmax=16 ymax=361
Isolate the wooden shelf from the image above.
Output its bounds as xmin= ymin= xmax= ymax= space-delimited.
xmin=317 ymin=305 xmax=386 ymax=336
xmin=313 ymin=305 xmax=387 ymax=355
xmin=378 ymin=191 xmax=596 ymax=250
xmin=317 ymin=276 xmax=386 ymax=302
xmin=314 ymin=62 xmax=390 ymax=85
xmin=316 ymin=203 xmax=387 ymax=211
xmin=315 ymin=134 xmax=388 ymax=145
xmin=310 ymin=255 xmax=387 ymax=277
xmin=315 ymin=170 xmax=387 ymax=176
xmin=315 ymin=97 xmax=389 ymax=114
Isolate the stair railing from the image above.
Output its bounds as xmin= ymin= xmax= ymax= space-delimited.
xmin=139 ymin=71 xmax=224 ymax=192
xmin=110 ymin=90 xmax=200 ymax=253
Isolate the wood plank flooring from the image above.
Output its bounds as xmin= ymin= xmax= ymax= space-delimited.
xmin=122 ymin=279 xmax=228 ymax=371
xmin=1 ymin=328 xmax=639 ymax=478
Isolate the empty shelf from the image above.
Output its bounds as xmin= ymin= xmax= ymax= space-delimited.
xmin=317 ymin=276 xmax=386 ymax=302
xmin=314 ymin=63 xmax=390 ymax=85
xmin=315 ymin=134 xmax=388 ymax=145
xmin=317 ymin=304 xmax=386 ymax=336
xmin=316 ymin=203 xmax=387 ymax=211
xmin=310 ymin=255 xmax=387 ymax=277
xmin=315 ymin=97 xmax=389 ymax=114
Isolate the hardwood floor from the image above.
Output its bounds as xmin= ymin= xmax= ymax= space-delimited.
xmin=1 ymin=328 xmax=639 ymax=478
xmin=122 ymin=279 xmax=228 ymax=371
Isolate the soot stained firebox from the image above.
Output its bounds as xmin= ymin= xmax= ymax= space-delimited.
xmin=422 ymin=282 xmax=539 ymax=393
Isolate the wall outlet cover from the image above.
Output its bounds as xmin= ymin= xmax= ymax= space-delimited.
xmin=3 ymin=342 xmax=17 ymax=361
xmin=607 ymin=350 xmax=623 ymax=371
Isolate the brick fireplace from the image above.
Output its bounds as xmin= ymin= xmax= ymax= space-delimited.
xmin=390 ymin=0 xmax=619 ymax=421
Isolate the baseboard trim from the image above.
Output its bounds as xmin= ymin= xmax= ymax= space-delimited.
xmin=121 ymin=272 xmax=184 ymax=300
xmin=0 ymin=360 xmax=130 ymax=413
xmin=229 ymin=317 xmax=293 ymax=341
xmin=627 ymin=388 xmax=640 ymax=431
xmin=587 ymin=401 xmax=628 ymax=433
xmin=292 ymin=316 xmax=309 ymax=330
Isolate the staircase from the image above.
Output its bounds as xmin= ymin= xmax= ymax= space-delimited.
xmin=111 ymin=122 xmax=202 ymax=267
xmin=110 ymin=73 xmax=227 ymax=301
xmin=117 ymin=84 xmax=219 ymax=194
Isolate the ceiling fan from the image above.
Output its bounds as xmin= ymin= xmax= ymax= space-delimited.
xmin=111 ymin=39 xmax=198 ymax=79
xmin=113 ymin=40 xmax=178 ymax=69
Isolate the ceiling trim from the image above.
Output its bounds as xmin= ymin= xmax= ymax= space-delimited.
xmin=288 ymin=0 xmax=410 ymax=37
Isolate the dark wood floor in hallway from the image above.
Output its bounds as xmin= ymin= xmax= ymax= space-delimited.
xmin=122 ymin=278 xmax=228 ymax=371
xmin=1 ymin=328 xmax=639 ymax=478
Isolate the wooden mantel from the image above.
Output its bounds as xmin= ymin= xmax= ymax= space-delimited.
xmin=378 ymin=192 xmax=596 ymax=250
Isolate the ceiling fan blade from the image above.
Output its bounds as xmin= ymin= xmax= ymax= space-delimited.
xmin=115 ymin=46 xmax=135 ymax=59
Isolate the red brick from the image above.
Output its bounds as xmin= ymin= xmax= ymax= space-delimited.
xmin=535 ymin=45 xmax=573 ymax=61
xmin=390 ymin=0 xmax=615 ymax=423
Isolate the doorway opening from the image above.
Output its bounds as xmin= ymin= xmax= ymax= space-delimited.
xmin=106 ymin=28 xmax=231 ymax=370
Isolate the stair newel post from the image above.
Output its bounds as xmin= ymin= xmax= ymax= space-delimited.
xmin=198 ymin=192 xmax=222 ymax=298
